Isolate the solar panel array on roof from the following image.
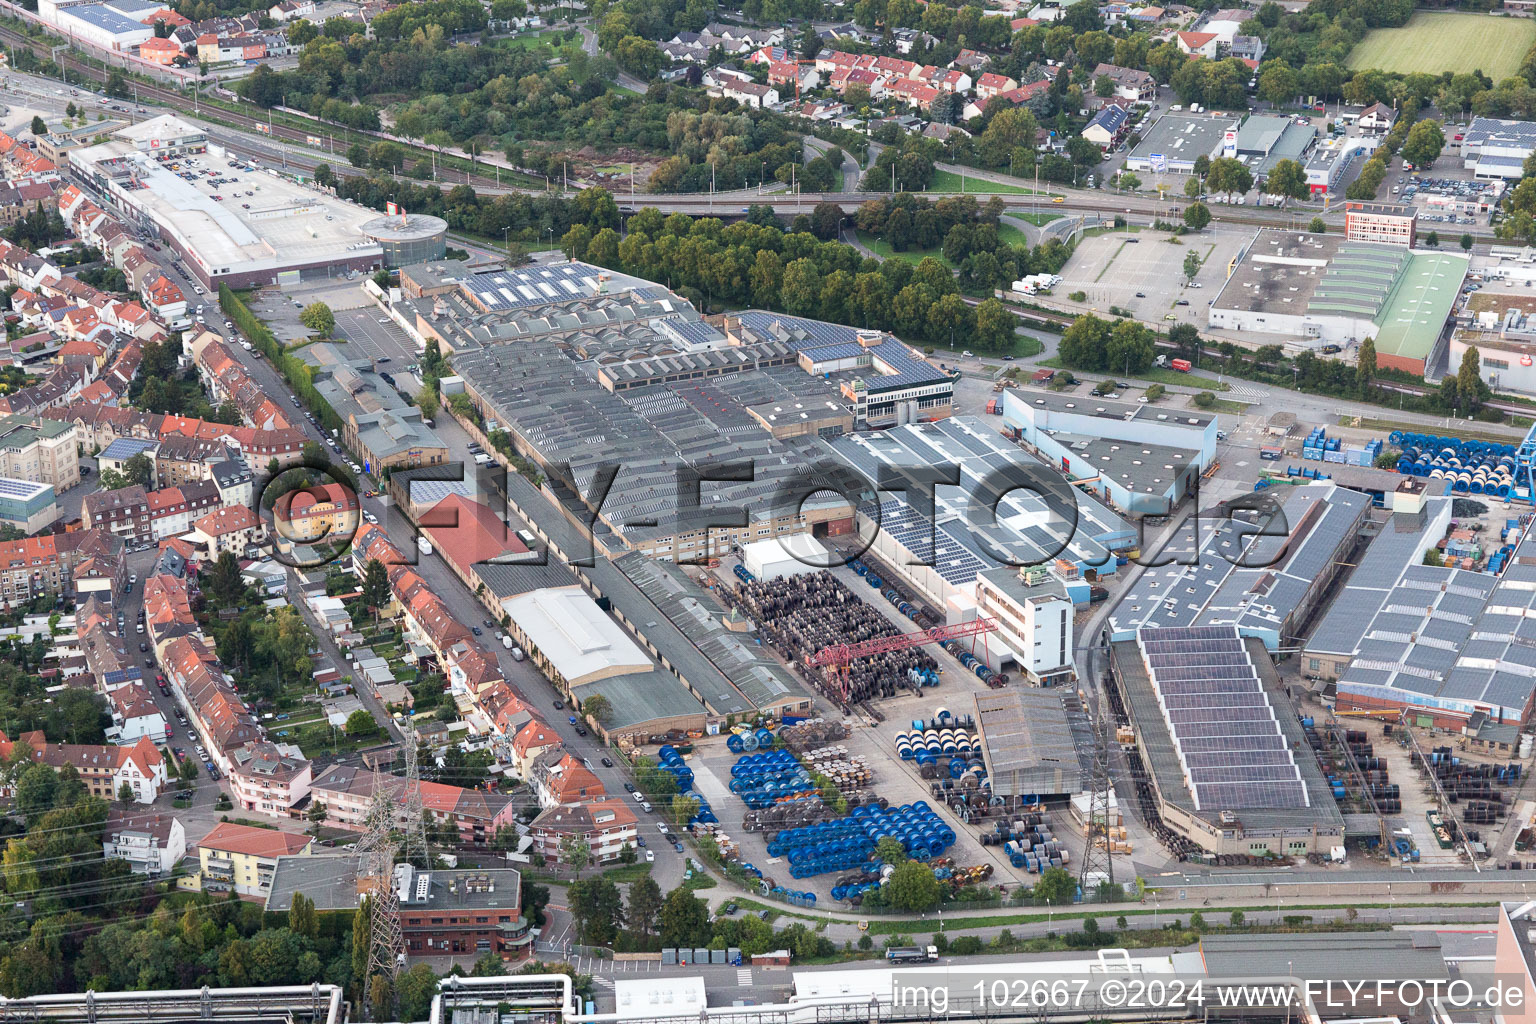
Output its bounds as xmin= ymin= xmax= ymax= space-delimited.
xmin=1136 ymin=625 xmax=1309 ymax=812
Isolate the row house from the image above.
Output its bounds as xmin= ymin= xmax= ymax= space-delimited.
xmin=0 ymin=729 xmax=165 ymax=801
xmin=886 ymin=77 xmax=940 ymax=108
xmin=226 ymin=741 xmax=311 ymax=816
xmin=702 ymin=67 xmax=780 ymax=108
xmin=916 ymin=66 xmax=971 ymax=93
xmin=82 ymin=483 xmax=149 ymax=544
xmin=197 ymin=821 xmax=313 ymax=897
xmin=0 ymin=181 xmax=59 ymax=227
xmin=142 ymin=275 xmax=187 ymax=326
xmin=188 ymin=330 xmax=292 ymax=430
xmin=0 ymin=134 xmax=59 ymax=185
xmin=830 ymin=67 xmax=883 ymax=97
xmin=307 ymin=764 xmax=517 ymax=846
xmin=81 ymin=618 xmax=141 ymax=692
xmin=976 ymin=72 xmax=1019 ymax=100
xmin=1093 ymin=62 xmax=1156 ymax=101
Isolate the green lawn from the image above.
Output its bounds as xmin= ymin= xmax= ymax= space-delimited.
xmin=855 ymin=229 xmax=953 ymax=269
xmin=1348 ymin=12 xmax=1536 ymax=77
xmin=1039 ymin=357 xmax=1231 ymax=391
xmin=928 ymin=169 xmax=1047 ymax=195
xmin=1011 ymin=212 xmax=1064 ymax=227
xmin=500 ymin=30 xmax=563 ymax=49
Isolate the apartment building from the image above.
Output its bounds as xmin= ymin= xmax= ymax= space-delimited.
xmin=103 ymin=810 xmax=186 ymax=875
xmin=307 ymin=764 xmax=517 ymax=845
xmin=531 ymin=799 xmax=638 ymax=865
xmin=0 ymin=413 xmax=79 ymax=492
xmin=196 ymin=821 xmax=314 ymax=898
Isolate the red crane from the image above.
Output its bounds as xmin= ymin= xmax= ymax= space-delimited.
xmin=807 ymin=618 xmax=999 ymax=669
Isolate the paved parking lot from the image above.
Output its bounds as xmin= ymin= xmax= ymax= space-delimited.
xmin=1056 ymin=227 xmax=1249 ymax=326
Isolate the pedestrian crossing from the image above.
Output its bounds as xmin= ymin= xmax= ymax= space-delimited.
xmin=737 ymin=968 xmax=753 ymax=986
xmin=1224 ymin=384 xmax=1265 ymax=404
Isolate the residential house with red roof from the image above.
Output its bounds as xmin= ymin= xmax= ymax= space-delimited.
xmin=196 ymin=821 xmax=313 ymax=897
xmin=1176 ymin=30 xmax=1220 ymax=57
xmin=532 ymin=799 xmax=639 ymax=865
xmin=307 ymin=764 xmax=518 ymax=846
xmin=0 ymin=729 xmax=166 ymax=801
xmin=187 ymin=505 xmax=264 ymax=557
xmin=529 ymin=751 xmax=605 ymax=808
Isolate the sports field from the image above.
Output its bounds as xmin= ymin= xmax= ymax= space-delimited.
xmin=1348 ymin=12 xmax=1536 ymax=78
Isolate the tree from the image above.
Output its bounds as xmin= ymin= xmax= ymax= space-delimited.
xmin=416 ymin=386 xmax=438 ymax=420
xmin=559 ymin=834 xmax=591 ymax=873
xmin=1309 ymin=217 xmax=1327 ymax=234
xmin=1230 ymin=910 xmax=1246 ymax=926
xmin=344 ymin=709 xmax=376 ymax=735
xmin=1257 ymin=62 xmax=1297 ymax=105
xmin=1205 ymin=157 xmax=1252 ymax=201
xmin=580 ymin=693 xmax=611 ymax=723
xmin=1183 ymin=202 xmax=1211 ymax=231
xmin=1426 ymin=231 xmax=1439 ymax=248
xmin=1401 ymin=119 xmax=1446 ymax=170
xmin=1356 ymin=337 xmax=1377 ymax=397
xmin=1034 ymin=865 xmax=1077 ymax=906
xmin=974 ymin=299 xmax=1016 ymax=352
xmin=179 ymin=756 xmax=200 ymax=787
xmin=885 ymin=859 xmax=942 ymax=912
xmin=1106 ymin=320 xmax=1155 ymax=374
xmin=15 ymin=764 xmax=56 ymax=818
xmin=361 ymin=558 xmax=390 ymax=616
xmin=670 ymin=793 xmax=700 ymax=827
xmin=626 ymin=874 xmax=664 ymax=942
xmin=121 ymin=452 xmax=154 ymax=487
xmin=659 ymin=886 xmax=712 ymax=948
xmin=29 ymin=116 xmax=43 ymax=137
xmin=396 ymin=964 xmax=438 ymax=1023
xmin=117 ymin=781 xmax=134 ymax=803
xmin=1059 ymin=313 xmax=1111 ymax=371
xmin=299 ymin=302 xmax=336 ymax=336
xmin=1183 ymin=250 xmax=1201 ymax=282
xmin=781 ymin=258 xmax=822 ymax=317
xmin=1264 ymin=159 xmax=1308 ymax=201
xmin=368 ymin=975 xmax=393 ymax=1020
xmin=289 ymin=892 xmax=318 ymax=940
xmin=1094 ymin=74 xmax=1116 ymax=98
xmin=1461 ymin=233 xmax=1474 ymax=251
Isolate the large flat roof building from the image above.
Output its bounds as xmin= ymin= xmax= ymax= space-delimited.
xmin=822 ymin=416 xmax=1137 ymax=614
xmin=1305 ymin=495 xmax=1536 ymax=729
xmin=1461 ymin=116 xmax=1536 ymax=180
xmin=1107 ymin=481 xmax=1370 ymax=650
xmin=1125 ymin=113 xmax=1233 ymax=174
xmin=1208 ymin=229 xmax=1467 ymax=373
xmin=1107 ymin=625 xmax=1344 ymax=856
xmin=69 ymin=117 xmax=384 ymax=289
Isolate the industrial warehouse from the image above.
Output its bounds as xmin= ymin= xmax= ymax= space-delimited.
xmin=1107 ymin=625 xmax=1345 ymax=857
xmin=1206 ymin=227 xmax=1469 ymax=371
